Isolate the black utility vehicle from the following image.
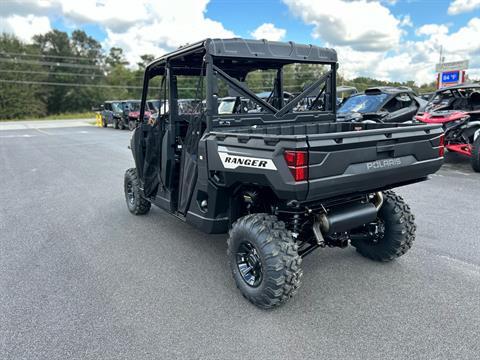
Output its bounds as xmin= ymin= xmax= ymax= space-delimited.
xmin=124 ymin=39 xmax=444 ymax=308
xmin=121 ymin=100 xmax=150 ymax=131
xmin=101 ymin=100 xmax=123 ymax=128
xmin=337 ymin=86 xmax=426 ymax=123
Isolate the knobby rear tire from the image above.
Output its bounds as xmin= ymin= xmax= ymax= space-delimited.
xmin=227 ymin=213 xmax=303 ymax=309
xmin=351 ymin=190 xmax=416 ymax=262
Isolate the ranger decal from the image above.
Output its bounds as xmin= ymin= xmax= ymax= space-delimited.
xmin=218 ymin=151 xmax=277 ymax=170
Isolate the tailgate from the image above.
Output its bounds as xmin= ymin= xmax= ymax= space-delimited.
xmin=307 ymin=125 xmax=444 ymax=200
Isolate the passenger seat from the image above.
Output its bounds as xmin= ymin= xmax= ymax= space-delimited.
xmin=470 ymin=92 xmax=480 ymax=110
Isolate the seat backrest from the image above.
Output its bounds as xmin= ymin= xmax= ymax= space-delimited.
xmin=470 ymin=92 xmax=480 ymax=110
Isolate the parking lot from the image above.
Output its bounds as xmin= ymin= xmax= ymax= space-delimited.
xmin=1 ymin=123 xmax=479 ymax=359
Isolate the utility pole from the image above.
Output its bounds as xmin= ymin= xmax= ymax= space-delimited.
xmin=439 ymin=46 xmax=445 ymax=64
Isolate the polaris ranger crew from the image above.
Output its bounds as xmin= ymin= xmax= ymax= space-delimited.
xmin=124 ymin=38 xmax=444 ymax=309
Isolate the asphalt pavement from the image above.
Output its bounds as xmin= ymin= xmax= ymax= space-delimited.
xmin=0 ymin=124 xmax=479 ymax=359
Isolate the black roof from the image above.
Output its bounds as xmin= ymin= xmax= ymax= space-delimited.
xmin=147 ymin=38 xmax=337 ymax=69
xmin=364 ymin=86 xmax=414 ymax=95
xmin=435 ymin=83 xmax=480 ymax=93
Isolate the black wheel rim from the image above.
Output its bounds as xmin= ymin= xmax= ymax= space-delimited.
xmin=126 ymin=180 xmax=135 ymax=206
xmin=236 ymin=241 xmax=263 ymax=287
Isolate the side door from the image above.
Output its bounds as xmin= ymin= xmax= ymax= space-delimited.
xmin=136 ymin=69 xmax=177 ymax=212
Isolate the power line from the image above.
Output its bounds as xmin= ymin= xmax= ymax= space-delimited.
xmin=0 ymin=57 xmax=105 ymax=70
xmin=0 ymin=51 xmax=100 ymax=62
xmin=0 ymin=79 xmax=205 ymax=91
xmin=0 ymin=69 xmax=147 ymax=79
xmin=0 ymin=69 xmax=107 ymax=78
xmin=0 ymin=57 xmax=327 ymax=79
xmin=0 ymin=79 xmax=148 ymax=89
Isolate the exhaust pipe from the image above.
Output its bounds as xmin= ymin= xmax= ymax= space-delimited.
xmin=372 ymin=191 xmax=383 ymax=210
xmin=313 ymin=192 xmax=382 ymax=244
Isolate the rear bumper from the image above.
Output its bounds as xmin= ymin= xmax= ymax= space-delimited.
xmin=307 ymin=157 xmax=443 ymax=201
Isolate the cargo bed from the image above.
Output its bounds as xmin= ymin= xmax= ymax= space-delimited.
xmin=207 ymin=122 xmax=444 ymax=202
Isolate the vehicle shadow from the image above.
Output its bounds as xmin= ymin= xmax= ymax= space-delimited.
xmin=442 ymin=151 xmax=474 ymax=173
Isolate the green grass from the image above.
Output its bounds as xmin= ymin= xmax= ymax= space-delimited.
xmin=0 ymin=112 xmax=97 ymax=122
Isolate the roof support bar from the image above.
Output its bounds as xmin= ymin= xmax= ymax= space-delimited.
xmin=274 ymin=69 xmax=332 ymax=118
xmin=212 ymin=65 xmax=278 ymax=114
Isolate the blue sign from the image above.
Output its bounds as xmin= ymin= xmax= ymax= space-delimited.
xmin=442 ymin=71 xmax=460 ymax=83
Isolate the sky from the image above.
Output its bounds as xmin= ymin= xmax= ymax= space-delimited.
xmin=1 ymin=0 xmax=479 ymax=85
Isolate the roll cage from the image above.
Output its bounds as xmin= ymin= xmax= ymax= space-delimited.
xmin=139 ymin=38 xmax=338 ymax=132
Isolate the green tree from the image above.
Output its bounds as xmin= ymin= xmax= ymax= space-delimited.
xmin=137 ymin=54 xmax=155 ymax=69
xmin=32 ymin=29 xmax=105 ymax=113
xmin=0 ymin=34 xmax=48 ymax=119
xmin=106 ymin=47 xmax=128 ymax=68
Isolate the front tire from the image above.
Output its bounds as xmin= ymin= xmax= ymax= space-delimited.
xmin=351 ymin=191 xmax=416 ymax=262
xmin=470 ymin=135 xmax=480 ymax=172
xmin=124 ymin=168 xmax=151 ymax=215
xmin=113 ymin=118 xmax=119 ymax=129
xmin=128 ymin=119 xmax=136 ymax=131
xmin=227 ymin=213 xmax=302 ymax=309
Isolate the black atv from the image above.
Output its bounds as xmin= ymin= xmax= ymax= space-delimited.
xmin=100 ymin=100 xmax=123 ymax=128
xmin=124 ymin=38 xmax=444 ymax=309
xmin=337 ymin=87 xmax=427 ymax=123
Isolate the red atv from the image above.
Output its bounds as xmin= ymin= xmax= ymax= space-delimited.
xmin=415 ymin=84 xmax=480 ymax=172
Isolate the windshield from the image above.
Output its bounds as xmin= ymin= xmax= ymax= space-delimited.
xmin=338 ymin=93 xmax=389 ymax=114
xmin=148 ymin=100 xmax=161 ymax=112
xmin=112 ymin=102 xmax=123 ymax=112
xmin=125 ymin=102 xmax=141 ymax=111
xmin=178 ymin=99 xmax=201 ymax=114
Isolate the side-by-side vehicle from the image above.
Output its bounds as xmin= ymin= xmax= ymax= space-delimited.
xmin=416 ymin=84 xmax=480 ymax=172
xmin=124 ymin=38 xmax=444 ymax=308
xmin=337 ymin=87 xmax=426 ymax=123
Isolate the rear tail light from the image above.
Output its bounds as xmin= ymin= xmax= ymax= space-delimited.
xmin=284 ymin=150 xmax=308 ymax=181
xmin=439 ymin=134 xmax=445 ymax=157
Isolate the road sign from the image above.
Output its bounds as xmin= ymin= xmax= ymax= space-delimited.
xmin=441 ymin=71 xmax=460 ymax=83
xmin=435 ymin=60 xmax=469 ymax=72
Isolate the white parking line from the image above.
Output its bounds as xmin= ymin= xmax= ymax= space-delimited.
xmin=35 ymin=128 xmax=52 ymax=135
xmin=0 ymin=120 xmax=93 ymax=131
xmin=0 ymin=134 xmax=36 ymax=138
xmin=0 ymin=124 xmax=28 ymax=130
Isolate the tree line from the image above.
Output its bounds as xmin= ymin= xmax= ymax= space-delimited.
xmin=0 ymin=29 xmax=438 ymax=120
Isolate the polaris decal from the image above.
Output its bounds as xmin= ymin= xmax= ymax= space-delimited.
xmin=345 ymin=156 xmax=415 ymax=175
xmin=366 ymin=158 xmax=402 ymax=170
xmin=218 ymin=151 xmax=277 ymax=170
